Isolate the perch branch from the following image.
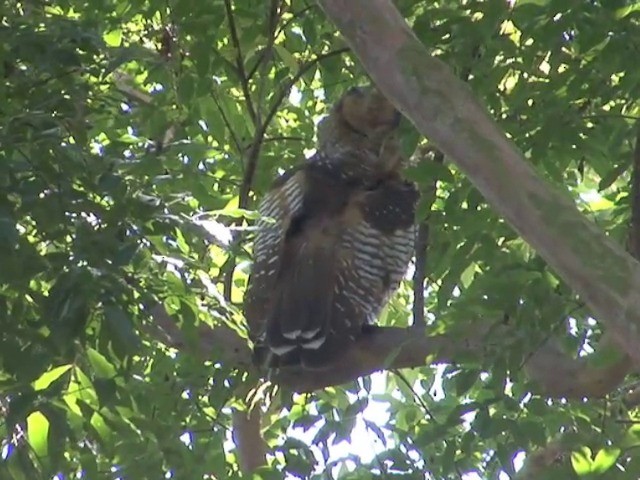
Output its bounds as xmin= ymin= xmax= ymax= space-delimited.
xmin=144 ymin=304 xmax=253 ymax=369
xmin=524 ymin=332 xmax=631 ymax=398
xmin=144 ymin=304 xmax=630 ymax=398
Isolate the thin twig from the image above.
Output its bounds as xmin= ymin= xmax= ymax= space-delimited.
xmin=247 ymin=0 xmax=287 ymax=81
xmin=274 ymin=4 xmax=317 ymax=40
xmin=224 ymin=0 xmax=258 ymax=126
xmin=412 ymin=150 xmax=443 ymax=327
xmin=210 ymin=92 xmax=243 ymax=154
xmin=238 ymin=47 xmax=349 ymax=208
xmin=253 ymin=0 xmax=283 ymax=121
xmin=392 ymin=370 xmax=436 ymax=421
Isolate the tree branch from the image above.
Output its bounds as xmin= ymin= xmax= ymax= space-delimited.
xmin=224 ymin=0 xmax=258 ymax=126
xmin=238 ymin=46 xmax=349 ymax=208
xmin=524 ymin=332 xmax=631 ymax=398
xmin=412 ymin=223 xmax=429 ymax=327
xmin=514 ymin=435 xmax=570 ymax=480
xmin=271 ymin=325 xmax=498 ymax=392
xmin=315 ymin=0 xmax=640 ymax=366
xmin=144 ymin=304 xmax=253 ymax=369
xmin=232 ymin=405 xmax=268 ymax=475
xmin=211 ymin=91 xmax=243 ymax=154
xmin=247 ymin=0 xmax=283 ymax=83
xmin=628 ymin=119 xmax=640 ymax=258
xmin=144 ymin=302 xmax=632 ymax=399
xmin=412 ymin=147 xmax=443 ymax=327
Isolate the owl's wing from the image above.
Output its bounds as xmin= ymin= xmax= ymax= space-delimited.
xmin=244 ymin=167 xmax=304 ymax=345
xmin=244 ymin=162 xmax=351 ymax=367
xmin=298 ymin=179 xmax=418 ymax=369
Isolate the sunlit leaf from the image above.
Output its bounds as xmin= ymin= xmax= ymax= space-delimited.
xmin=26 ymin=410 xmax=49 ymax=460
xmin=571 ymin=447 xmax=594 ymax=475
xmin=33 ymin=365 xmax=72 ymax=391
xmin=592 ymin=447 xmax=621 ymax=474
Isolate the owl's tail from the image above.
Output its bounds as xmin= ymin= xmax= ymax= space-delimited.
xmin=264 ymin=246 xmax=349 ymax=370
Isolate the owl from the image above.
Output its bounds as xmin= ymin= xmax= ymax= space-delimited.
xmin=244 ymin=85 xmax=417 ymax=370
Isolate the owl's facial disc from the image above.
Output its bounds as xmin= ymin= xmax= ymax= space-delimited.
xmin=339 ymin=86 xmax=401 ymax=140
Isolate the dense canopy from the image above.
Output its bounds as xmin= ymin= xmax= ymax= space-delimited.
xmin=2 ymin=0 xmax=640 ymax=478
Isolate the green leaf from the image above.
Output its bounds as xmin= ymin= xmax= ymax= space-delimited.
xmin=26 ymin=410 xmax=50 ymax=460
xmin=571 ymin=447 xmax=594 ymax=475
xmin=33 ymin=364 xmax=72 ymax=391
xmin=592 ymin=447 xmax=620 ymax=474
xmin=104 ymin=29 xmax=123 ymax=47
xmin=274 ymin=44 xmax=299 ymax=73
xmin=86 ymin=348 xmax=117 ymax=378
xmin=615 ymin=4 xmax=640 ymax=18
xmin=103 ymin=305 xmax=141 ymax=355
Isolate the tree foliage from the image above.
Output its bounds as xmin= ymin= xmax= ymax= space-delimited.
xmin=2 ymin=0 xmax=640 ymax=478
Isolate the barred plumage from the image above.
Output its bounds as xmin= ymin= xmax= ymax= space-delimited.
xmin=244 ymin=86 xmax=418 ymax=370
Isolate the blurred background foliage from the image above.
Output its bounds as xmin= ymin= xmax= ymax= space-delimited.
xmin=1 ymin=0 xmax=640 ymax=478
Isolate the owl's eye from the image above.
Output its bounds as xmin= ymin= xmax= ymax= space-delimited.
xmin=346 ymin=86 xmax=364 ymax=97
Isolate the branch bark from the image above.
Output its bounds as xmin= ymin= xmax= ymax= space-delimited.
xmin=514 ymin=435 xmax=571 ymax=480
xmin=232 ymin=405 xmax=268 ymax=475
xmin=145 ymin=304 xmax=630 ymax=398
xmin=524 ymin=333 xmax=630 ymax=398
xmin=628 ymin=120 xmax=640 ymax=258
xmin=315 ymin=0 xmax=640 ymax=366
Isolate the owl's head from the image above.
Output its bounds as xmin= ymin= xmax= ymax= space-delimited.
xmin=316 ymin=86 xmax=403 ymax=173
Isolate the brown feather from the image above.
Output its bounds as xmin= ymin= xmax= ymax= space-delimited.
xmin=245 ymin=85 xmax=418 ymax=371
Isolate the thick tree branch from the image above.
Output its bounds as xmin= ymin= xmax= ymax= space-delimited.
xmin=524 ymin=333 xmax=631 ymax=398
xmin=144 ymin=304 xmax=630 ymax=398
xmin=232 ymin=405 xmax=268 ymax=475
xmin=315 ymin=0 xmax=640 ymax=366
xmin=144 ymin=304 xmax=253 ymax=369
xmin=272 ymin=325 xmax=499 ymax=392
